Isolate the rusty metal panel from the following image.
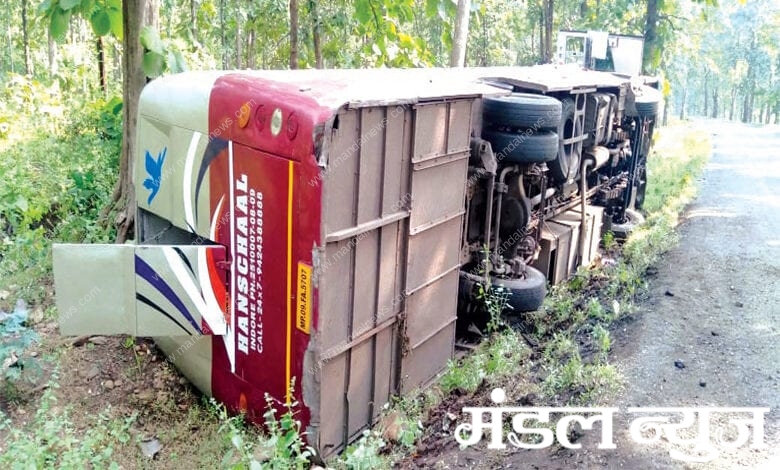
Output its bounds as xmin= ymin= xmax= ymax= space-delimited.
xmin=551 ymin=212 xmax=583 ymax=278
xmin=409 ymin=153 xmax=468 ymax=233
xmin=412 ymin=103 xmax=448 ymax=162
xmin=533 ymin=221 xmax=574 ymax=285
xmin=398 ymin=108 xmax=413 ymax=204
xmin=400 ymin=322 xmax=456 ymax=393
xmin=377 ymin=223 xmax=402 ymax=323
xmin=448 ymin=100 xmax=473 ymax=153
xmin=396 ymin=99 xmax=472 ymax=396
xmin=405 ymin=269 xmax=459 ymax=349
xmin=316 ymin=98 xmax=472 ymax=455
xmin=405 ymin=217 xmax=463 ymax=292
xmin=372 ymin=327 xmax=396 ymax=419
xmin=347 ymin=340 xmax=373 ymax=436
xmin=324 ymin=110 xmax=359 ymax=233
xmin=318 ymin=103 xmax=417 ymax=455
xmin=382 ymin=107 xmax=408 ymax=215
xmin=320 ymin=238 xmax=354 ymax=352
xmin=357 ymin=108 xmax=385 ymax=224
xmin=319 ymin=353 xmax=347 ymax=455
xmin=352 ymin=230 xmax=380 ymax=334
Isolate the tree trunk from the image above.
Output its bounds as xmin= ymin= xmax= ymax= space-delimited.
xmin=538 ymin=11 xmax=544 ymax=64
xmin=112 ymin=42 xmax=121 ymax=82
xmin=642 ymin=0 xmax=659 ymax=74
xmin=703 ymin=73 xmax=709 ymax=117
xmin=247 ymin=27 xmax=255 ymax=69
xmin=220 ymin=0 xmax=227 ymax=69
xmin=289 ymin=0 xmax=299 ymax=69
xmin=480 ymin=5 xmax=489 ymax=66
xmin=311 ymin=0 xmax=323 ymax=68
xmin=662 ymin=95 xmax=669 ymax=126
xmin=543 ymin=0 xmax=553 ymax=63
xmin=247 ymin=0 xmax=256 ymax=69
xmin=729 ymin=86 xmax=736 ymax=121
xmin=679 ymin=87 xmax=686 ymax=121
xmin=450 ymin=0 xmax=471 ymax=67
xmin=22 ymin=0 xmax=31 ymax=75
xmin=145 ymin=0 xmax=160 ymax=30
xmin=190 ymin=0 xmax=197 ymax=42
xmin=48 ymin=29 xmax=58 ymax=77
xmin=235 ymin=13 xmax=242 ymax=69
xmin=96 ymin=37 xmax=107 ymax=94
xmin=107 ymin=0 xmax=149 ymax=242
xmin=712 ymin=91 xmax=718 ymax=119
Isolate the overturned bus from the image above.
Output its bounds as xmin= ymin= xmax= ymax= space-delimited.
xmin=53 ymin=62 xmax=660 ymax=457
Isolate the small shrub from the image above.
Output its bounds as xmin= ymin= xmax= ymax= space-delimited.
xmin=341 ymin=430 xmax=387 ymax=470
xmin=0 ymin=380 xmax=136 ymax=468
xmin=591 ymin=324 xmax=611 ymax=362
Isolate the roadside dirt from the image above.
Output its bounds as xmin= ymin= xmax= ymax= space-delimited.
xmin=401 ymin=121 xmax=780 ymax=469
xmin=0 ymin=323 xmax=212 ymax=466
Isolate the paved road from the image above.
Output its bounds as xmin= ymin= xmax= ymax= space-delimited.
xmin=552 ymin=121 xmax=780 ymax=469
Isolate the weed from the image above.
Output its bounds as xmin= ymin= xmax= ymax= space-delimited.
xmin=256 ymin=392 xmax=315 ymax=468
xmin=476 ymin=282 xmax=510 ymax=334
xmin=122 ymin=336 xmax=143 ymax=374
xmin=585 ymin=297 xmax=610 ymax=322
xmin=602 ymin=230 xmax=617 ymax=251
xmin=0 ymin=74 xmax=119 ymax=308
xmin=217 ymin=380 xmax=314 ymax=469
xmin=340 ymin=430 xmax=387 ymax=469
xmin=591 ymin=324 xmax=611 ymax=362
xmin=439 ymin=357 xmax=486 ymax=394
xmin=0 ymin=378 xmax=136 ymax=468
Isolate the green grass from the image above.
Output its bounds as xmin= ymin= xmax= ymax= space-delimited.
xmin=0 ymin=74 xmax=120 ymax=308
xmin=439 ymin=329 xmax=531 ymax=395
xmin=0 ymin=377 xmax=136 ymax=469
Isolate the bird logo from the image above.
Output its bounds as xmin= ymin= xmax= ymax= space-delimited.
xmin=143 ymin=147 xmax=167 ymax=205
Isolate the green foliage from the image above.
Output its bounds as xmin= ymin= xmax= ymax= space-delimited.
xmin=341 ymin=430 xmax=387 ymax=470
xmin=140 ymin=27 xmax=188 ymax=78
xmin=475 ymin=281 xmax=509 ymax=334
xmin=218 ymin=384 xmax=314 ymax=469
xmin=540 ymin=331 xmax=621 ymax=404
xmin=255 ymin=393 xmax=315 ymax=469
xmin=0 ymin=74 xmax=118 ymax=305
xmin=602 ymin=230 xmax=617 ymax=252
xmin=352 ymin=0 xmax=433 ymax=67
xmin=440 ymin=329 xmax=529 ymax=394
xmin=0 ymin=380 xmax=136 ymax=468
xmin=591 ymin=324 xmax=612 ymax=362
xmin=41 ymin=0 xmax=123 ymax=42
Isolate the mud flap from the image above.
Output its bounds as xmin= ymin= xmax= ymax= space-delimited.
xmin=53 ymin=244 xmax=228 ymax=337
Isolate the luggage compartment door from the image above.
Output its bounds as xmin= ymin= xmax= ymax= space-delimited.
xmin=53 ymin=244 xmax=228 ymax=337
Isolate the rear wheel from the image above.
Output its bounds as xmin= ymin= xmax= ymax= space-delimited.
xmin=482 ymin=93 xmax=562 ymax=130
xmin=609 ymin=209 xmax=645 ymax=239
xmin=550 ymin=98 xmax=582 ymax=182
xmin=492 ymin=266 xmax=547 ymax=313
xmin=482 ymin=128 xmax=559 ymax=164
xmin=633 ymin=85 xmax=662 ymax=117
